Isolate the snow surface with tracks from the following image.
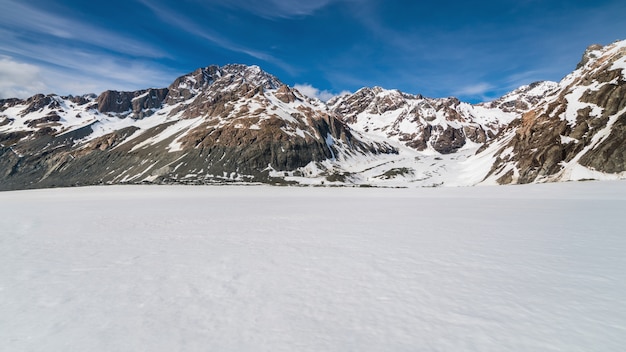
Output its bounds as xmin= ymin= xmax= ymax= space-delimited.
xmin=1 ymin=182 xmax=626 ymax=351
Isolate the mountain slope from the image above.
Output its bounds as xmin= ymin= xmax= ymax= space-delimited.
xmin=327 ymin=81 xmax=558 ymax=154
xmin=1 ymin=41 xmax=625 ymax=190
xmin=476 ymin=40 xmax=626 ymax=184
xmin=0 ymin=65 xmax=395 ymax=190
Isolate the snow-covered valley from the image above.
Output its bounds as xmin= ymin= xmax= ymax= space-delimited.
xmin=1 ymin=182 xmax=625 ymax=351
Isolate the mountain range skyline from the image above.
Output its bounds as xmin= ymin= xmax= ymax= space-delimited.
xmin=1 ymin=40 xmax=624 ymax=190
xmin=1 ymin=0 xmax=625 ymax=103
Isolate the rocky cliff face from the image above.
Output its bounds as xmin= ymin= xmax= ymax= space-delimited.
xmin=0 ymin=65 xmax=395 ymax=190
xmin=1 ymin=41 xmax=625 ymax=190
xmin=480 ymin=41 xmax=626 ymax=184
xmin=97 ymin=88 xmax=169 ymax=118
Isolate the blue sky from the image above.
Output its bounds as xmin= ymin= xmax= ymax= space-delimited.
xmin=1 ymin=0 xmax=625 ymax=103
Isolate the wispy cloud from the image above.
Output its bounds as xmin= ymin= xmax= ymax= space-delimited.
xmin=42 ymin=54 xmax=179 ymax=94
xmin=341 ymin=1 xmax=605 ymax=100
xmin=1 ymin=0 xmax=622 ymax=103
xmin=0 ymin=0 xmax=165 ymax=58
xmin=0 ymin=40 xmax=179 ymax=97
xmin=205 ymin=0 xmax=338 ymax=19
xmin=137 ymin=0 xmax=296 ymax=74
xmin=0 ymin=56 xmax=47 ymax=99
xmin=294 ymin=83 xmax=349 ymax=102
xmin=0 ymin=1 xmax=180 ymax=97
xmin=453 ymin=83 xmax=494 ymax=97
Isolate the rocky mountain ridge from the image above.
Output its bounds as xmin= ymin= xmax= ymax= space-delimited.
xmin=478 ymin=41 xmax=626 ymax=184
xmin=0 ymin=64 xmax=395 ymax=190
xmin=327 ymin=81 xmax=559 ymax=154
xmin=1 ymin=41 xmax=625 ymax=190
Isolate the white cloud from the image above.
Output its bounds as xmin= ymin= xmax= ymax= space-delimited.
xmin=0 ymin=57 xmax=47 ymax=99
xmin=0 ymin=50 xmax=180 ymax=98
xmin=0 ymin=1 xmax=180 ymax=98
xmin=453 ymin=83 xmax=494 ymax=97
xmin=38 ymin=56 xmax=179 ymax=95
xmin=294 ymin=83 xmax=350 ymax=102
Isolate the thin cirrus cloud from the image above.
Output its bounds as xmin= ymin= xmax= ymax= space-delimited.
xmin=135 ymin=0 xmax=296 ymax=74
xmin=0 ymin=36 xmax=178 ymax=98
xmin=293 ymin=84 xmax=350 ymax=102
xmin=1 ymin=0 xmax=625 ymax=102
xmin=452 ymin=83 xmax=495 ymax=100
xmin=0 ymin=0 xmax=173 ymax=98
xmin=0 ymin=0 xmax=165 ymax=58
xmin=206 ymin=0 xmax=340 ymax=19
xmin=326 ymin=1 xmax=626 ymax=101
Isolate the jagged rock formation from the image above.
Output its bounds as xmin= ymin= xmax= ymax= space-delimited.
xmin=327 ymin=84 xmax=556 ymax=154
xmin=0 ymin=65 xmax=394 ymax=190
xmin=480 ymin=41 xmax=626 ymax=184
xmin=0 ymin=41 xmax=625 ymax=190
xmin=97 ymin=88 xmax=169 ymax=118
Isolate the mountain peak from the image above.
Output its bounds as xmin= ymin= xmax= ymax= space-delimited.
xmin=481 ymin=80 xmax=559 ymax=113
xmin=575 ymin=40 xmax=626 ymax=71
xmin=1 ymin=41 xmax=625 ymax=189
xmin=576 ymin=44 xmax=605 ymax=69
xmin=165 ymin=64 xmax=282 ymax=105
xmin=219 ymin=64 xmax=281 ymax=89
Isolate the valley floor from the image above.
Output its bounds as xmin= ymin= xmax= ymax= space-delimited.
xmin=1 ymin=182 xmax=625 ymax=351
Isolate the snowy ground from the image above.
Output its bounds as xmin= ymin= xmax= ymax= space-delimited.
xmin=1 ymin=182 xmax=625 ymax=351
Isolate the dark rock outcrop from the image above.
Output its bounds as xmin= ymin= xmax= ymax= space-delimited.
xmin=20 ymin=94 xmax=59 ymax=116
xmin=97 ymin=88 xmax=168 ymax=118
xmin=482 ymin=41 xmax=626 ymax=184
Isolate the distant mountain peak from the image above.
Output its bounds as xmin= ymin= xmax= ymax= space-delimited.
xmin=165 ymin=64 xmax=282 ymax=106
xmin=575 ymin=41 xmax=623 ymax=70
xmin=1 ymin=41 xmax=625 ymax=190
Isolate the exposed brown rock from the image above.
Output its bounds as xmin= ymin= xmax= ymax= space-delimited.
xmin=576 ymin=44 xmax=604 ymax=69
xmin=275 ymin=85 xmax=297 ymax=103
xmin=579 ymin=114 xmax=626 ymax=173
xmin=0 ymin=98 xmax=23 ymax=112
xmin=463 ymin=125 xmax=487 ymax=144
xmin=1 ymin=43 xmax=625 ymax=190
xmin=19 ymin=94 xmax=58 ymax=116
xmin=431 ymin=126 xmax=466 ymax=154
xmin=26 ymin=113 xmax=61 ymax=128
xmin=483 ymin=41 xmax=626 ymax=184
xmin=97 ymin=88 xmax=168 ymax=118
xmin=0 ymin=116 xmax=12 ymax=127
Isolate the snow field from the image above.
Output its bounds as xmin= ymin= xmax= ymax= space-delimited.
xmin=1 ymin=182 xmax=626 ymax=351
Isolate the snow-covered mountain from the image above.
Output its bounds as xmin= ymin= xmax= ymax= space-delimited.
xmin=327 ymin=81 xmax=558 ymax=154
xmin=1 ymin=41 xmax=625 ymax=190
xmin=476 ymin=40 xmax=626 ymax=184
xmin=0 ymin=65 xmax=395 ymax=190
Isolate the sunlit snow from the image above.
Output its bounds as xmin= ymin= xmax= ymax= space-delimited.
xmin=1 ymin=182 xmax=625 ymax=351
